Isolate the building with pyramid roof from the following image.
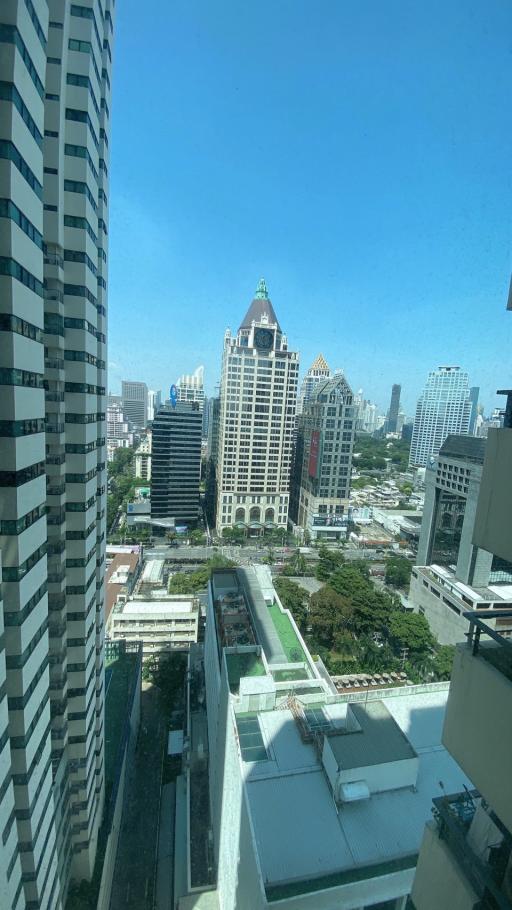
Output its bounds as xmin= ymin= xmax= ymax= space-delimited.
xmin=216 ymin=280 xmax=299 ymax=534
xmin=297 ymin=353 xmax=333 ymax=415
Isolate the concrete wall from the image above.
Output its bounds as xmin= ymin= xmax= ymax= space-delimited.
xmin=412 ymin=821 xmax=479 ymax=910
xmin=443 ymin=643 xmax=512 ymax=833
xmin=409 ymin=572 xmax=470 ymax=645
xmin=473 ymin=428 xmax=512 ymax=564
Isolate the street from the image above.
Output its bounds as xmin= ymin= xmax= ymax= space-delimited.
xmin=110 ymin=682 xmax=165 ymax=910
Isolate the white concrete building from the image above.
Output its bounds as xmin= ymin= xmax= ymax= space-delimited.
xmin=216 ymin=279 xmax=299 ymax=534
xmin=176 ymin=365 xmax=205 ymax=407
xmin=107 ymin=397 xmax=133 ymax=460
xmin=175 ymin=566 xmax=472 ymax=909
xmin=134 ymin=432 xmax=151 ymax=481
xmin=0 ymin=0 xmax=114 ymax=904
xmin=110 ymin=597 xmax=199 ymax=655
xmin=147 ymin=388 xmax=161 ymax=422
xmin=409 ymin=366 xmax=471 ymax=468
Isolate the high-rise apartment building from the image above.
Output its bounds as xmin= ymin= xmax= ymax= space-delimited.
xmin=409 ymin=366 xmax=471 ymax=468
xmin=0 ymin=0 xmax=114 ymax=904
xmin=150 ymin=401 xmax=202 ymax=525
xmin=121 ymin=380 xmax=148 ymax=428
xmin=297 ymin=353 xmax=331 ymax=415
xmin=290 ymin=374 xmax=356 ymax=541
xmin=216 ymin=279 xmax=299 ymax=534
xmin=176 ymin=365 xmax=205 ymax=407
xmin=147 ymin=388 xmax=161 ymax=423
xmin=386 ymin=383 xmax=401 ymax=433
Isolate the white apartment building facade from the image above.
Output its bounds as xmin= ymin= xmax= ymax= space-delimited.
xmin=409 ymin=366 xmax=471 ymax=467
xmin=216 ymin=280 xmax=299 ymax=534
xmin=0 ymin=0 xmax=114 ymax=904
xmin=106 ymin=397 xmax=133 ymax=460
xmin=147 ymin=388 xmax=161 ymax=422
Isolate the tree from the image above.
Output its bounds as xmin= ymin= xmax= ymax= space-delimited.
xmin=315 ymin=547 xmax=345 ymax=582
xmin=387 ymin=611 xmax=435 ymax=657
xmin=309 ymin=585 xmax=353 ymax=649
xmin=190 ymin=529 xmax=206 ymax=545
xmin=168 ymin=554 xmax=235 ymax=594
xmin=222 ymin=526 xmax=245 ymax=544
xmin=431 ymin=645 xmax=455 ymax=680
xmin=274 ymin=578 xmax=309 ymax=632
xmin=385 ymin=556 xmax=413 ymax=589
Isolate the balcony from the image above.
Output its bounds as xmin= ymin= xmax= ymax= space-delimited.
xmin=442 ymin=611 xmax=512 ymax=834
xmin=412 ymin=790 xmax=512 ymax=910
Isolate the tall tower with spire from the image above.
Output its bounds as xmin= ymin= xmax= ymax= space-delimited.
xmin=216 ymin=280 xmax=299 ymax=534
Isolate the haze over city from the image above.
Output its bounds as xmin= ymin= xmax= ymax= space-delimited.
xmin=108 ymin=0 xmax=512 ymax=413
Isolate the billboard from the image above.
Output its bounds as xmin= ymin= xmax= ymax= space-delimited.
xmin=308 ymin=430 xmax=320 ymax=478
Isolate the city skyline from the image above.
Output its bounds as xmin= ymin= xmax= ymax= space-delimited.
xmin=107 ymin=0 xmax=512 ymax=415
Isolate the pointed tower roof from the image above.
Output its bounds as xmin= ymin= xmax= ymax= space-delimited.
xmin=239 ymin=278 xmax=282 ymax=331
xmin=310 ymin=353 xmax=330 ymax=373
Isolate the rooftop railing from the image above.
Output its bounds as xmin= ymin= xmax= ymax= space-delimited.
xmin=432 ymin=789 xmax=512 ymax=910
xmin=464 ymin=610 xmax=512 ymax=684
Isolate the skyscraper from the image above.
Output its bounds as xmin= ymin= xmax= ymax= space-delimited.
xmin=121 ymin=380 xmax=148 ymax=428
xmin=150 ymin=401 xmax=202 ymax=525
xmin=290 ymin=373 xmax=356 ymax=541
xmin=147 ymin=388 xmax=162 ymax=423
xmin=216 ymin=279 xmax=299 ymax=534
xmin=297 ymin=353 xmax=331 ymax=415
xmin=468 ymin=385 xmax=479 ymax=435
xmin=0 ymin=0 xmax=114 ymax=903
xmin=409 ymin=366 xmax=471 ymax=468
xmin=386 ymin=383 xmax=401 ymax=433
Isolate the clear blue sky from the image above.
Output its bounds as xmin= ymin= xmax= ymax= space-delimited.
xmin=108 ymin=0 xmax=512 ymax=415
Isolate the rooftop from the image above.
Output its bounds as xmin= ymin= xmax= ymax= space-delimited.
xmin=238 ymin=279 xmax=282 ymax=332
xmin=105 ymin=551 xmax=140 ymax=620
xmin=241 ymin=688 xmax=469 ymax=898
xmin=326 ymin=700 xmax=418 ymax=769
xmin=115 ymin=599 xmax=197 ymax=616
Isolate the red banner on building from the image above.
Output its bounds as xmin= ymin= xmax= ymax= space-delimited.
xmin=309 ymin=430 xmax=320 ymax=478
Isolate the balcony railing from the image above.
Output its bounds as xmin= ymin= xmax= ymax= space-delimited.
xmin=432 ymin=789 xmax=512 ymax=909
xmin=465 ymin=610 xmax=512 ymax=684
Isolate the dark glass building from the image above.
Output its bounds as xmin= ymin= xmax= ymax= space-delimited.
xmin=151 ymin=401 xmax=202 ymax=525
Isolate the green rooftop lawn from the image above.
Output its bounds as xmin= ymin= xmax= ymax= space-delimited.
xmin=226 ymin=652 xmax=266 ymax=691
xmin=267 ymin=603 xmax=308 ymax=664
xmin=104 ymin=652 xmax=138 ymax=795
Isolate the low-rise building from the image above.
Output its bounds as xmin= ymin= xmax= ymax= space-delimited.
xmin=105 ymin=551 xmax=142 ymax=626
xmin=109 ymin=596 xmax=199 ymax=655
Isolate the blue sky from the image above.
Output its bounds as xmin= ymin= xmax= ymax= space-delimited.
xmin=108 ymin=0 xmax=512 ymax=415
